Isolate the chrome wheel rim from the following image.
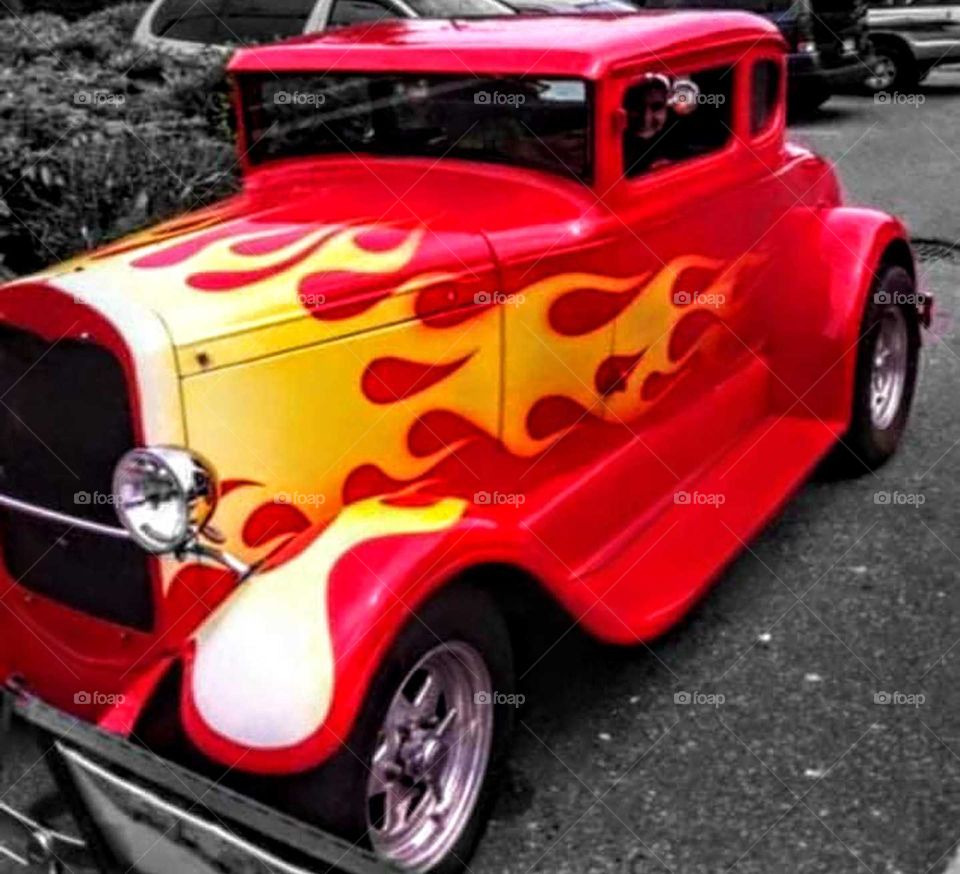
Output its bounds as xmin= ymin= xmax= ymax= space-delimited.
xmin=867 ymin=56 xmax=897 ymax=91
xmin=366 ymin=641 xmax=493 ymax=872
xmin=870 ymin=306 xmax=909 ymax=430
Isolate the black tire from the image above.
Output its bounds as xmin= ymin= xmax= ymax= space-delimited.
xmin=275 ymin=583 xmax=514 ymax=874
xmin=829 ymin=265 xmax=920 ymax=475
xmin=866 ymin=40 xmax=919 ymax=92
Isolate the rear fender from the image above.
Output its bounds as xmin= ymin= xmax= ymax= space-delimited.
xmin=766 ymin=206 xmax=912 ymax=426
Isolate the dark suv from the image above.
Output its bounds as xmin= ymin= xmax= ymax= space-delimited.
xmin=866 ymin=0 xmax=960 ymax=91
xmin=635 ymin=0 xmax=871 ymax=109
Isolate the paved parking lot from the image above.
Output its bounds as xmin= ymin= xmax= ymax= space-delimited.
xmin=4 ymin=72 xmax=960 ymax=874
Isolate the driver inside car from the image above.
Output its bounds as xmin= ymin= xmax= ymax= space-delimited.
xmin=623 ymin=74 xmax=672 ymax=175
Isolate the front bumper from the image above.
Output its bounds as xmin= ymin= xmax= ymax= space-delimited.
xmin=788 ymin=52 xmax=870 ymax=90
xmin=1 ymin=691 xmax=394 ymax=874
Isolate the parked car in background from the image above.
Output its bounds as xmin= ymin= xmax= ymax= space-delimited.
xmin=634 ymin=0 xmax=871 ymax=110
xmin=508 ymin=0 xmax=635 ymax=12
xmin=133 ymin=0 xmax=515 ymax=52
xmin=865 ymin=0 xmax=960 ymax=91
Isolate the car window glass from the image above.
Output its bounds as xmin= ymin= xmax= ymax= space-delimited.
xmin=622 ymin=66 xmax=733 ymax=179
xmin=242 ymin=73 xmax=592 ymax=180
xmin=152 ymin=0 xmax=316 ymax=43
xmin=404 ymin=0 xmax=515 ymax=15
xmin=218 ymin=0 xmax=319 ymax=41
xmin=750 ymin=60 xmax=780 ymax=135
xmin=151 ymin=0 xmax=227 ymax=41
xmin=329 ymin=0 xmax=402 ymax=26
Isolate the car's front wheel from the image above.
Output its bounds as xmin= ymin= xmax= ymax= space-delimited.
xmin=284 ymin=583 xmax=514 ymax=873
xmin=830 ymin=265 xmax=920 ymax=474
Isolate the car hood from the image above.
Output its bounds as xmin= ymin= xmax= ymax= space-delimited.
xmin=31 ymin=158 xmax=595 ymax=368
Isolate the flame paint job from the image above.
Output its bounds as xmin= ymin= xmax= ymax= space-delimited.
xmin=0 ymin=15 xmax=915 ymax=775
xmin=184 ymin=497 xmax=467 ymax=762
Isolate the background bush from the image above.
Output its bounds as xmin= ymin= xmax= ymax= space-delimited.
xmin=6 ymin=2 xmax=129 ymax=19
xmin=0 ymin=3 xmax=238 ymax=274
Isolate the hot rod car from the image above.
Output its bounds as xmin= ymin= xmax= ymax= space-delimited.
xmin=0 ymin=11 xmax=928 ymax=874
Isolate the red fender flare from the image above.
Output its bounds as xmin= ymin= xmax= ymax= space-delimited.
xmin=767 ymin=206 xmax=913 ymax=425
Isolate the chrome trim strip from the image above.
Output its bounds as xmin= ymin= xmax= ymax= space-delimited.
xmin=186 ymin=540 xmax=253 ymax=577
xmin=0 ymin=493 xmax=254 ymax=576
xmin=59 ymin=745 xmax=317 ymax=874
xmin=0 ymin=493 xmax=130 ymax=540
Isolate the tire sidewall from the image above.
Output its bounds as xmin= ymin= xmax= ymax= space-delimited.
xmin=847 ymin=265 xmax=920 ymax=467
xmin=288 ymin=583 xmax=515 ymax=873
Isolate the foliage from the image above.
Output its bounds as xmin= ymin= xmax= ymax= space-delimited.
xmin=0 ymin=3 xmax=238 ymax=273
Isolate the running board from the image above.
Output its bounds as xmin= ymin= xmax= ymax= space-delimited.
xmin=578 ymin=415 xmax=843 ymax=643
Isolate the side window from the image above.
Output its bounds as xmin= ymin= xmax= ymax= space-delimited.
xmin=329 ymin=0 xmax=401 ymax=26
xmin=750 ymin=60 xmax=780 ymax=136
xmin=622 ymin=66 xmax=733 ymax=179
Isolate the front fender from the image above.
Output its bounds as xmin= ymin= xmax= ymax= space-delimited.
xmin=179 ymin=496 xmax=551 ymax=775
xmin=767 ymin=206 xmax=912 ymax=425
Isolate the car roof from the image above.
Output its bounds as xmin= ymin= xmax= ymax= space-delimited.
xmin=229 ymin=13 xmax=783 ymax=79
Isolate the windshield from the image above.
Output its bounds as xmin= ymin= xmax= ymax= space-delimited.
xmin=242 ymin=74 xmax=593 ymax=181
xmin=152 ymin=0 xmax=318 ymax=44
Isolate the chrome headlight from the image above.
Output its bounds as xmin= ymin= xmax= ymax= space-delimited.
xmin=112 ymin=447 xmax=218 ymax=554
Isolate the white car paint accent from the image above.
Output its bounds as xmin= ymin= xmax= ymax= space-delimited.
xmin=190 ymin=496 xmax=466 ymax=750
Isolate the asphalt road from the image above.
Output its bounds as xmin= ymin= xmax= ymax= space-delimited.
xmin=4 ymin=71 xmax=960 ymax=874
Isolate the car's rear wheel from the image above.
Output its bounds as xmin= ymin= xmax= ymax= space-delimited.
xmin=281 ymin=584 xmax=514 ymax=874
xmin=829 ymin=265 xmax=920 ymax=474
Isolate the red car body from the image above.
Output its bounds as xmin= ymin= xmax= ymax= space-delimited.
xmin=0 ymin=15 xmax=920 ymax=857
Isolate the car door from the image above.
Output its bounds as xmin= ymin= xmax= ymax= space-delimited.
xmin=602 ymin=61 xmax=778 ymax=500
